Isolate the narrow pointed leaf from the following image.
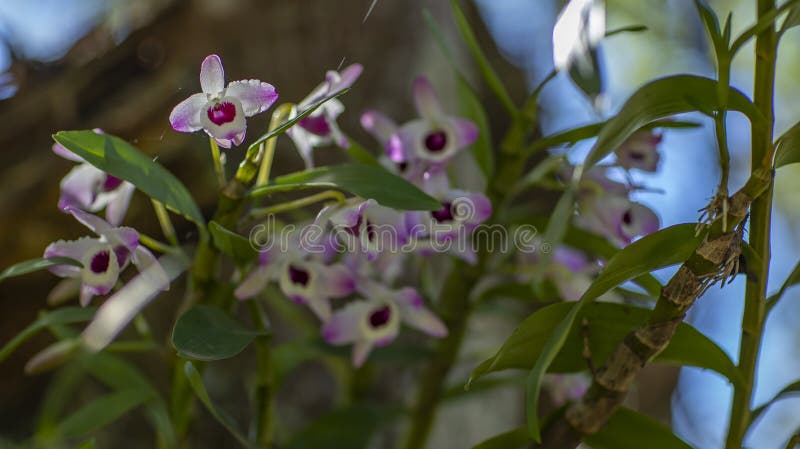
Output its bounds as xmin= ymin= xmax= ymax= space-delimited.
xmin=173 ymin=305 xmax=266 ymax=361
xmin=774 ymin=121 xmax=800 ymax=168
xmin=247 ymin=88 xmax=350 ymax=152
xmin=529 ymin=119 xmax=700 ymax=152
xmin=423 ymin=9 xmax=494 ymax=178
xmin=184 ymin=362 xmax=260 ymax=449
xmin=53 ymin=131 xmax=205 ymax=227
xmin=584 ymin=407 xmax=693 ymax=449
xmin=249 ymin=164 xmax=441 ymax=210
xmin=57 ymin=389 xmax=151 ymax=438
xmin=767 ymin=259 xmax=800 ymax=311
xmin=0 ymin=307 xmax=95 ymax=363
xmin=751 ymin=380 xmax=800 ymax=426
xmin=449 ymin=0 xmax=516 ymax=115
xmin=0 ymin=257 xmax=81 ymax=283
xmin=583 ymin=75 xmax=763 ymax=170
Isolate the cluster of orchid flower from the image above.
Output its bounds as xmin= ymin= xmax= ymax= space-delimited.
xmin=41 ymin=53 xmax=662 ymax=372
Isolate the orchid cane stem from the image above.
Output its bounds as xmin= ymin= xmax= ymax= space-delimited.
xmin=257 ymin=103 xmax=294 ymax=186
xmin=249 ymin=190 xmax=345 ymax=219
xmin=725 ymin=0 xmax=777 ymax=447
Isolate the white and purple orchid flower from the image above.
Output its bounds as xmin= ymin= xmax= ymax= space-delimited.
xmin=43 ymin=208 xmax=169 ymax=306
xmin=404 ymin=169 xmax=491 ymax=263
xmin=323 ymin=198 xmax=409 ymax=261
xmin=614 ymin=130 xmax=662 ymax=172
xmin=388 ymin=77 xmax=478 ymax=165
xmin=576 ymin=194 xmax=660 ymax=247
xmin=234 ymin=244 xmax=355 ymax=322
xmin=287 ymin=64 xmax=363 ymax=168
xmin=322 ymin=281 xmax=447 ymax=367
xmin=169 ymin=54 xmax=278 ymax=148
xmin=53 ymin=129 xmax=135 ymax=226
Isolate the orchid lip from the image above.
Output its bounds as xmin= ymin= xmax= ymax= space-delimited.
xmin=424 ymin=129 xmax=448 ymax=153
xmin=369 ymin=305 xmax=392 ymax=328
xmin=288 ymin=264 xmax=310 ymax=286
xmin=431 ymin=202 xmax=454 ymax=223
xmin=90 ymin=250 xmax=111 ymax=274
xmin=207 ymin=101 xmax=237 ymax=125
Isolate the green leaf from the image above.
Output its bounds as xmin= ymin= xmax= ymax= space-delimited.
xmin=247 ymin=88 xmax=350 ymax=153
xmin=209 ymin=221 xmax=257 ymax=265
xmin=184 ymin=362 xmax=259 ymax=449
xmin=781 ymin=5 xmax=800 ymax=34
xmin=520 ymin=223 xmax=704 ymax=441
xmin=449 ymin=0 xmax=517 ymax=116
xmin=529 ymin=119 xmax=700 ymax=152
xmin=249 ymin=164 xmax=441 ymax=211
xmin=471 ymin=426 xmax=530 ymax=449
xmin=172 ymin=305 xmax=266 ymax=361
xmin=285 ymin=404 xmax=393 ymax=449
xmin=456 ymin=74 xmax=494 ymax=178
xmin=0 ymin=257 xmax=81 ymax=283
xmin=343 ymin=137 xmax=380 ymax=166
xmin=751 ymin=380 xmax=800 ymax=426
xmin=774 ymin=121 xmax=800 ymax=168
xmin=605 ymin=25 xmax=648 ymax=37
xmin=584 ymin=407 xmax=693 ymax=449
xmin=0 ymin=307 xmax=95 ymax=364
xmin=694 ymin=0 xmax=723 ymax=51
xmin=767 ymin=259 xmax=800 ymax=311
xmin=470 ymin=301 xmax=740 ymax=384
xmin=423 ymin=9 xmax=494 ymax=178
xmin=82 ymin=352 xmax=177 ymax=448
xmin=57 ymin=389 xmax=150 ymax=439
xmin=53 ymin=131 xmax=205 ymax=227
xmin=583 ymin=75 xmax=763 ymax=170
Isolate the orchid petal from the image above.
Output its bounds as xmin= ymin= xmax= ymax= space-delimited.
xmin=322 ymin=301 xmax=368 ymax=344
xmin=52 ymin=142 xmax=85 ymax=162
xmin=450 ymin=117 xmax=479 ymax=148
xmin=104 ymin=182 xmax=135 ymax=226
xmin=226 ymin=79 xmax=278 ymax=116
xmin=44 ymin=237 xmax=98 ymax=277
xmin=200 ymin=54 xmax=225 ymax=95
xmin=413 ymin=76 xmax=444 ymax=119
xmin=169 ymin=93 xmax=207 ymax=133
xmin=132 ymin=246 xmax=170 ymax=292
xmin=360 ymin=110 xmax=397 ymax=147
xmin=394 ymin=288 xmax=447 ymax=337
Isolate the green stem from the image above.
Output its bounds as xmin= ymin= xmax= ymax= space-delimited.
xmin=248 ymin=190 xmax=345 ymax=219
xmin=402 ymin=260 xmax=482 ymax=449
xmin=150 ymin=200 xmax=180 ymax=247
xmin=247 ymin=300 xmax=274 ymax=448
xmin=209 ymin=138 xmax=226 ymax=188
xmin=725 ymin=1 xmax=777 ymax=447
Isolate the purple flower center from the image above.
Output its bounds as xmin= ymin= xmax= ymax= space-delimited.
xmin=622 ymin=210 xmax=633 ymax=226
xmin=298 ymin=115 xmax=332 ymax=136
xmin=103 ymin=175 xmax=124 ymax=191
xmin=396 ymin=161 xmax=408 ymax=173
xmin=431 ymin=202 xmax=454 ymax=223
xmin=207 ymin=102 xmax=237 ymax=126
xmin=424 ymin=130 xmax=448 ymax=152
xmin=288 ymin=265 xmax=310 ymax=286
xmin=369 ymin=305 xmax=392 ymax=328
xmin=90 ymin=250 xmax=111 ymax=274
